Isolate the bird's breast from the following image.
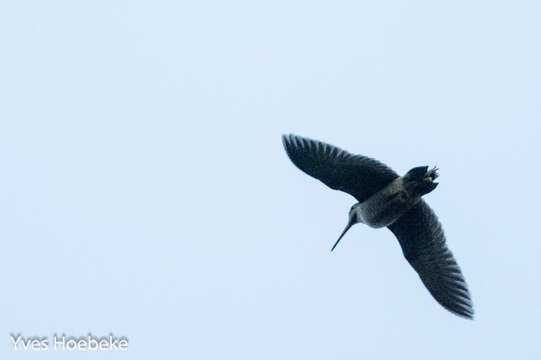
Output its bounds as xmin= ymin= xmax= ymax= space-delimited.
xmin=357 ymin=178 xmax=421 ymax=228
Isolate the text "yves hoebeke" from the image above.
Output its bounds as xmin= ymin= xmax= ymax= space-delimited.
xmin=10 ymin=334 xmax=128 ymax=351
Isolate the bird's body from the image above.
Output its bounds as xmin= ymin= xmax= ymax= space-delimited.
xmin=353 ymin=179 xmax=410 ymax=228
xmin=282 ymin=134 xmax=474 ymax=319
xmin=356 ymin=180 xmax=411 ymax=228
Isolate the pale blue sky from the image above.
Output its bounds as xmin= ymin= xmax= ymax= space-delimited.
xmin=2 ymin=0 xmax=541 ymax=359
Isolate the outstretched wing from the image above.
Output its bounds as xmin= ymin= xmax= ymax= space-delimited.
xmin=282 ymin=134 xmax=398 ymax=202
xmin=388 ymin=201 xmax=474 ymax=319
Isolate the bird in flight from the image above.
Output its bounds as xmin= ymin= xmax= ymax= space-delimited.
xmin=282 ymin=134 xmax=473 ymax=319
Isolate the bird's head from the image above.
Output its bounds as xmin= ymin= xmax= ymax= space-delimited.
xmin=331 ymin=204 xmax=362 ymax=252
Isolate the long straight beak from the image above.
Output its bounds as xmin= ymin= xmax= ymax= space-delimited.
xmin=331 ymin=219 xmax=354 ymax=252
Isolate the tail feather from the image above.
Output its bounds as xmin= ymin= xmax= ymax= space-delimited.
xmin=404 ymin=166 xmax=439 ymax=196
xmin=405 ymin=166 xmax=429 ymax=180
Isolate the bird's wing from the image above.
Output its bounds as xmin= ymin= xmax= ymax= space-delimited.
xmin=388 ymin=200 xmax=474 ymax=319
xmin=282 ymin=134 xmax=398 ymax=202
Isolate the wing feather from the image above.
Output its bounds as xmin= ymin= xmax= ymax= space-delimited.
xmin=388 ymin=201 xmax=474 ymax=319
xmin=282 ymin=134 xmax=398 ymax=202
